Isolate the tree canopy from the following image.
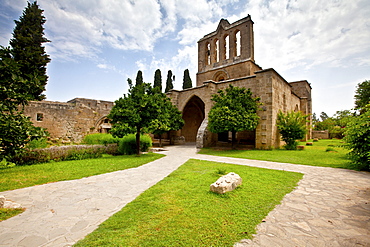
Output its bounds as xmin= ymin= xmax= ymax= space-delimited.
xmin=182 ymin=69 xmax=192 ymax=90
xmin=208 ymin=84 xmax=260 ymax=148
xmin=9 ymin=1 xmax=50 ymax=101
xmin=108 ymin=79 xmax=183 ymax=155
xmin=354 ymin=80 xmax=370 ymax=112
xmin=135 ymin=70 xmax=143 ymax=86
xmin=165 ymin=70 xmax=174 ymax=93
xmin=153 ymin=69 xmax=162 ymax=92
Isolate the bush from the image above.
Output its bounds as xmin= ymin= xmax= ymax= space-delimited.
xmin=83 ymin=133 xmax=119 ymax=145
xmin=276 ymin=111 xmax=309 ymax=150
xmin=344 ymin=106 xmax=370 ymax=171
xmin=118 ymin=134 xmax=152 ymax=155
xmin=14 ymin=144 xmax=118 ymax=166
xmin=26 ymin=137 xmax=48 ymax=150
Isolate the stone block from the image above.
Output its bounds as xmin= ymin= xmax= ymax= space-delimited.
xmin=297 ymin=145 xmax=305 ymax=150
xmin=210 ymin=172 xmax=242 ymax=194
xmin=0 ymin=196 xmax=5 ymax=208
xmin=306 ymin=142 xmax=313 ymax=146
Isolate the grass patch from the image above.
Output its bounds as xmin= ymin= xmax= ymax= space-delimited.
xmin=0 ymin=153 xmax=164 ymax=192
xmin=75 ymin=159 xmax=302 ymax=247
xmin=0 ymin=208 xmax=25 ymax=222
xmin=199 ymin=139 xmax=352 ymax=169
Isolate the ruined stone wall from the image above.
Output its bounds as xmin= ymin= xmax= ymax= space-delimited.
xmin=169 ymin=68 xmax=308 ymax=149
xmin=23 ymin=98 xmax=113 ymax=143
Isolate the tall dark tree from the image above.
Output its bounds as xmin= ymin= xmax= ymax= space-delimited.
xmin=135 ymin=70 xmax=143 ymax=86
xmin=9 ymin=1 xmax=50 ymax=101
xmin=182 ymin=69 xmax=192 ymax=89
xmin=208 ymin=85 xmax=260 ymax=149
xmin=0 ymin=47 xmax=47 ymax=162
xmin=354 ymin=80 xmax=370 ymax=112
xmin=153 ymin=69 xmax=162 ymax=92
xmin=165 ymin=70 xmax=174 ymax=93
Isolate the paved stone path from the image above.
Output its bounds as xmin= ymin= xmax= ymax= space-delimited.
xmin=0 ymin=145 xmax=369 ymax=247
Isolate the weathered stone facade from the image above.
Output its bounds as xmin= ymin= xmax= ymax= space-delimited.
xmin=24 ymin=98 xmax=113 ymax=142
xmin=167 ymin=15 xmax=312 ymax=149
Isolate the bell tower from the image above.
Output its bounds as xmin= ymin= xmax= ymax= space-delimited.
xmin=196 ymin=15 xmax=261 ymax=86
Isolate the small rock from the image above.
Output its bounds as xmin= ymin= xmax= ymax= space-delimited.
xmin=297 ymin=145 xmax=305 ymax=150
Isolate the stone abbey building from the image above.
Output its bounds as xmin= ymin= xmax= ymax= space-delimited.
xmin=167 ymin=15 xmax=312 ymax=149
xmin=24 ymin=15 xmax=311 ymax=148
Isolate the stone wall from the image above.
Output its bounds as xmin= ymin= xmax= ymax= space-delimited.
xmin=312 ymin=130 xmax=329 ymax=139
xmin=23 ymin=98 xmax=113 ymax=143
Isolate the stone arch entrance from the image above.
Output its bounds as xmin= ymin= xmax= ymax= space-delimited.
xmin=181 ymin=95 xmax=205 ymax=142
xmin=95 ymin=116 xmax=111 ymax=133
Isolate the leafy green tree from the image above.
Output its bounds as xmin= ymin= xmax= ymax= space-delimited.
xmin=344 ymin=104 xmax=370 ymax=171
xmin=9 ymin=1 xmax=50 ymax=101
xmin=182 ymin=69 xmax=192 ymax=89
xmin=354 ymin=80 xmax=370 ymax=112
xmin=276 ymin=111 xmax=309 ymax=150
xmin=208 ymin=85 xmax=260 ymax=149
xmin=109 ymin=79 xmax=183 ymax=154
xmin=165 ymin=70 xmax=174 ymax=93
xmin=151 ymin=90 xmax=184 ymax=146
xmin=153 ymin=69 xmax=162 ymax=92
xmin=135 ymin=70 xmax=143 ymax=86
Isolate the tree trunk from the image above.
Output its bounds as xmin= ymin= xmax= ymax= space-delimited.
xmin=231 ymin=131 xmax=236 ymax=149
xmin=159 ymin=134 xmax=162 ymax=147
xmin=136 ymin=126 xmax=141 ymax=156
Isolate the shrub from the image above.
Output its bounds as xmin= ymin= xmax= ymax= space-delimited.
xmin=344 ymin=105 xmax=370 ymax=171
xmin=14 ymin=144 xmax=118 ymax=166
xmin=26 ymin=137 xmax=48 ymax=150
xmin=118 ymin=134 xmax=152 ymax=155
xmin=276 ymin=111 xmax=309 ymax=150
xmin=83 ymin=133 xmax=119 ymax=145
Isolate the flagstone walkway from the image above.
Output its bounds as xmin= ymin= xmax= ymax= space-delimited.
xmin=0 ymin=144 xmax=369 ymax=247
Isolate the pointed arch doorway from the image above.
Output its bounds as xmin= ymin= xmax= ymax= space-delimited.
xmin=181 ymin=95 xmax=205 ymax=142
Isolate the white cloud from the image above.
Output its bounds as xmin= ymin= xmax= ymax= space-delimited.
xmin=244 ymin=0 xmax=370 ymax=72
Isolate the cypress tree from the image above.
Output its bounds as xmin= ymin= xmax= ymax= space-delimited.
xmin=182 ymin=69 xmax=192 ymax=89
xmin=165 ymin=70 xmax=174 ymax=93
xmin=153 ymin=69 xmax=162 ymax=92
xmin=135 ymin=70 xmax=143 ymax=86
xmin=9 ymin=1 xmax=50 ymax=101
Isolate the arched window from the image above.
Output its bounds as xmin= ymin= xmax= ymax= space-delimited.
xmin=224 ymin=35 xmax=229 ymax=60
xmin=206 ymin=42 xmax=211 ymax=65
xmin=214 ymin=39 xmax=220 ymax=62
xmin=235 ymin=30 xmax=241 ymax=57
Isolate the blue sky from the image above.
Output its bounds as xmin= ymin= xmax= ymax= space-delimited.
xmin=1 ymin=0 xmax=370 ymax=117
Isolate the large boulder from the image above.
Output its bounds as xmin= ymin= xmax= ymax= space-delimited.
xmin=210 ymin=172 xmax=242 ymax=194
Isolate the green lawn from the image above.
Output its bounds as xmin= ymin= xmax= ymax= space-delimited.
xmin=0 ymin=208 xmax=25 ymax=222
xmin=0 ymin=153 xmax=164 ymax=192
xmin=75 ymin=159 xmax=303 ymax=247
xmin=199 ymin=139 xmax=353 ymax=169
